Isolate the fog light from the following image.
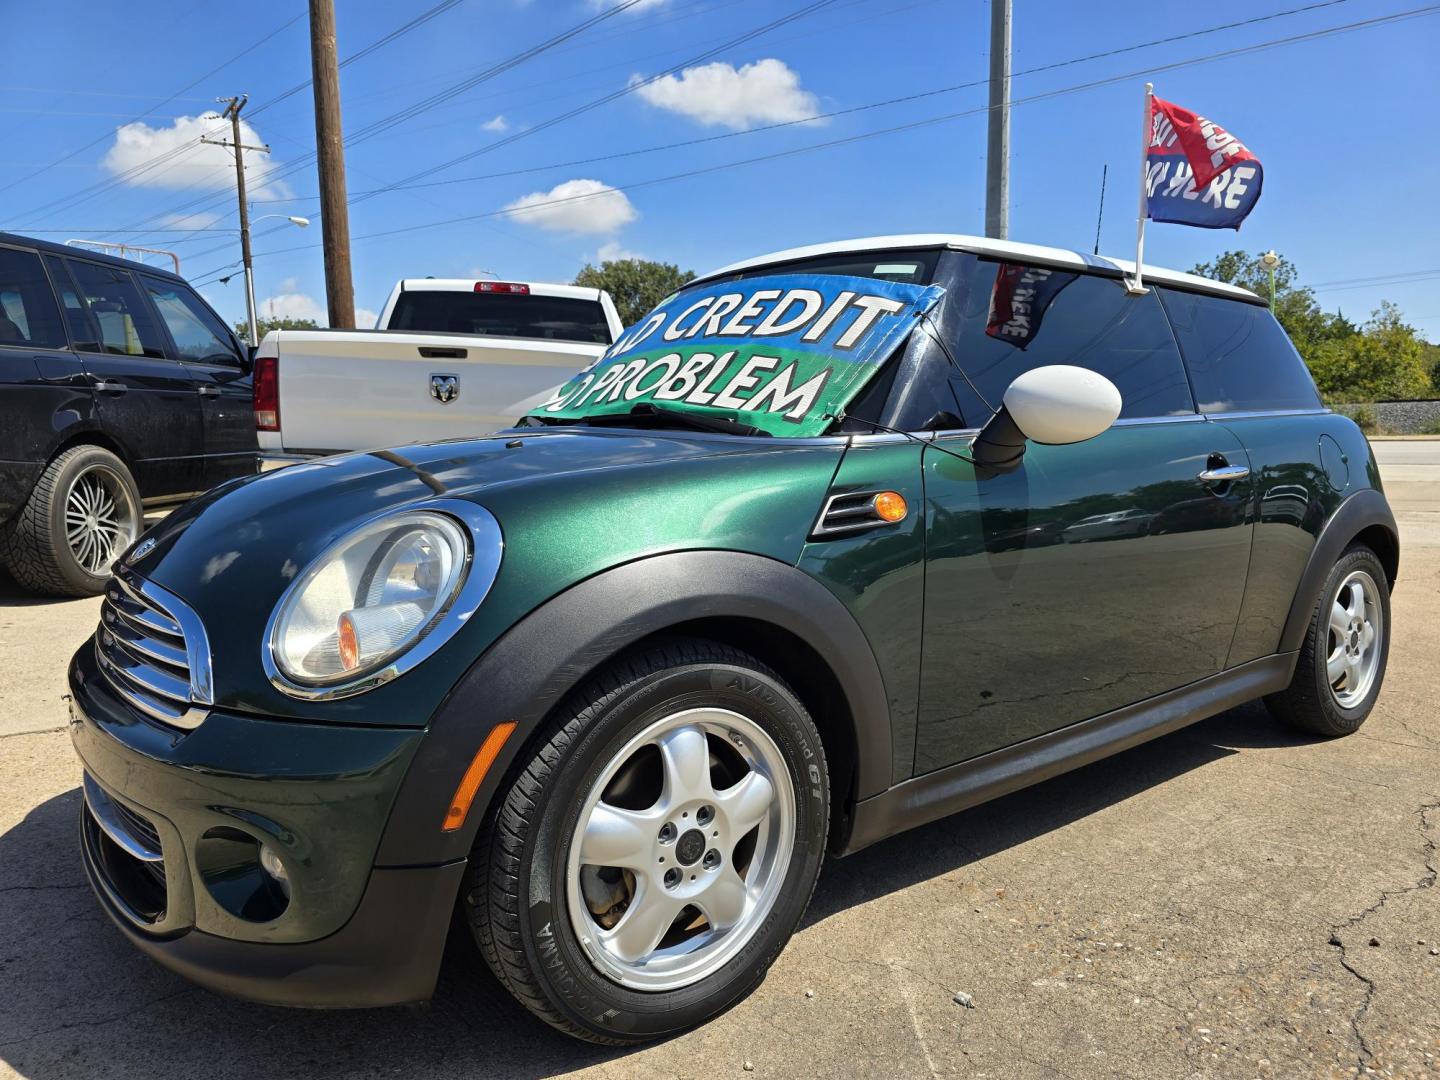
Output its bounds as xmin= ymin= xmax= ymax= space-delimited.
xmin=259 ymin=844 xmax=290 ymax=898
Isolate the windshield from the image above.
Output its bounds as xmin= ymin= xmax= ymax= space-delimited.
xmin=388 ymin=290 xmax=611 ymax=344
xmin=529 ymin=272 xmax=944 ymax=438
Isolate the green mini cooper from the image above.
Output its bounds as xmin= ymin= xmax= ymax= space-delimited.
xmin=69 ymin=235 xmax=1398 ymax=1044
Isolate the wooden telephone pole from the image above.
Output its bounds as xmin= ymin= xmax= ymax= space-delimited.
xmin=308 ymin=0 xmax=355 ymax=328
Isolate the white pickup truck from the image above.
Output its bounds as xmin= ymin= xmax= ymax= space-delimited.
xmin=254 ymin=279 xmax=623 ymax=467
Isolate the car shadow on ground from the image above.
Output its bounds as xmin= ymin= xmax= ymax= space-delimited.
xmin=0 ymin=702 xmax=1307 ymax=1079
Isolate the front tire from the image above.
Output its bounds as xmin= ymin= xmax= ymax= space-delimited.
xmin=465 ymin=639 xmax=829 ymax=1044
xmin=0 ymin=445 xmax=141 ymax=597
xmin=1266 ymin=543 xmax=1390 ymax=737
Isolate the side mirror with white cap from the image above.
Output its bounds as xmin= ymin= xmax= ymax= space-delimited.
xmin=970 ymin=365 xmax=1122 ymax=471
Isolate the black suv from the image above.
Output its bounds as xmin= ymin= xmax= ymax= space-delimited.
xmin=0 ymin=234 xmax=256 ymax=596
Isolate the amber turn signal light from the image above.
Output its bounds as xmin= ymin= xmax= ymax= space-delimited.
xmin=443 ymin=721 xmax=518 ymax=832
xmin=872 ymin=490 xmax=908 ymax=523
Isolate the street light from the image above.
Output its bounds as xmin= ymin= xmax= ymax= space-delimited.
xmin=235 ymin=215 xmax=310 ymax=347
xmin=1259 ymin=250 xmax=1280 ymax=313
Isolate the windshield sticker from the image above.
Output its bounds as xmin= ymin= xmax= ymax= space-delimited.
xmin=536 ymin=273 xmax=945 ymax=437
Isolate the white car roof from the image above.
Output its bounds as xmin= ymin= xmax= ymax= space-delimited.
xmin=396 ymin=279 xmax=603 ymax=301
xmin=694 ymin=233 xmax=1261 ymax=303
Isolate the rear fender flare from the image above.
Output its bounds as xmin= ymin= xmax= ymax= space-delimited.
xmin=375 ymin=550 xmax=891 ymax=866
xmin=1278 ymin=487 xmax=1398 ymax=655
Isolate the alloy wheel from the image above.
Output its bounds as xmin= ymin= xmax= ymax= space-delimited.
xmin=565 ymin=707 xmax=796 ymax=991
xmin=1327 ymin=569 xmax=1383 ymax=708
xmin=64 ymin=465 xmax=138 ymax=576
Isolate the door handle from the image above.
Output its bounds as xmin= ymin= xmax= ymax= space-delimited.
xmin=197 ymin=385 xmax=221 ymax=396
xmin=94 ymin=380 xmax=128 ymax=394
xmin=418 ymin=346 xmax=467 ymax=359
xmin=1197 ymin=464 xmax=1249 ymax=484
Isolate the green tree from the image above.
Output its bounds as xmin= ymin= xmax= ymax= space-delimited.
xmin=1307 ymin=303 xmax=1433 ymax=402
xmin=1194 ymin=251 xmax=1434 ymax=402
xmin=574 ymin=258 xmax=695 ymax=327
xmin=233 ymin=315 xmax=320 ymax=340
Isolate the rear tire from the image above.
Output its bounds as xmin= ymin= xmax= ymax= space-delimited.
xmin=0 ymin=445 xmax=141 ymax=597
xmin=464 ymin=638 xmax=829 ymax=1044
xmin=1265 ymin=543 xmax=1390 ymax=737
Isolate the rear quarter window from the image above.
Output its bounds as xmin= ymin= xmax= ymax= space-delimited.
xmin=1159 ymin=288 xmax=1322 ymax=413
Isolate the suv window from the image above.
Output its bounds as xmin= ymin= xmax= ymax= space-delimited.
xmin=64 ymin=259 xmax=167 ymax=359
xmin=1159 ymin=288 xmax=1322 ymax=413
xmin=945 ymin=258 xmax=1195 ymax=422
xmin=0 ymin=247 xmax=66 ymax=349
xmin=388 ymin=290 xmax=612 ymax=344
xmin=42 ymin=254 xmax=99 ymax=346
xmin=142 ymin=277 xmax=243 ymax=366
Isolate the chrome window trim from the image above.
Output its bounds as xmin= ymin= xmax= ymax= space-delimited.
xmin=1202 ymin=408 xmax=1330 ymax=420
xmin=263 ymin=499 xmax=503 ymax=702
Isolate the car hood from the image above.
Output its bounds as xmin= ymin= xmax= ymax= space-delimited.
xmin=121 ymin=428 xmax=843 ymax=722
xmin=131 ymin=429 xmax=785 ymax=597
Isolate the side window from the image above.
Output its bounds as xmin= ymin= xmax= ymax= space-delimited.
xmin=0 ymin=247 xmax=66 ymax=349
xmin=945 ymin=259 xmax=1195 ymax=422
xmin=141 ymin=277 xmax=243 ymax=367
xmin=41 ymin=254 xmax=100 ymax=347
xmin=1159 ymin=288 xmax=1322 ymax=413
xmin=64 ymin=259 xmax=167 ymax=359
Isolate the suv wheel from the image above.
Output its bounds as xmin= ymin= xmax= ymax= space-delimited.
xmin=0 ymin=445 xmax=141 ymax=597
xmin=465 ymin=639 xmax=829 ymax=1044
xmin=1266 ymin=543 xmax=1390 ymax=737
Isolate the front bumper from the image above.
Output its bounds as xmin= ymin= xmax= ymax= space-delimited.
xmin=69 ymin=640 xmax=462 ymax=1007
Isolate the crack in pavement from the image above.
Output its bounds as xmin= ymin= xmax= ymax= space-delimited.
xmin=1325 ymin=796 xmax=1439 ymax=1073
xmin=0 ymin=986 xmax=196 ymax=1050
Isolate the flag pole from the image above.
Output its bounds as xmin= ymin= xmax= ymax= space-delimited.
xmin=1126 ymin=82 xmax=1154 ymax=295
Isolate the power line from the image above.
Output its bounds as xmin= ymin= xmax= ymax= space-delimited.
xmin=240 ymin=0 xmax=1369 ymax=208
xmin=111 ymin=0 xmax=655 ymax=243
xmin=248 ymin=0 xmax=466 ymax=119
xmin=155 ymin=0 xmax=1374 ymax=251
xmin=189 ymin=3 xmax=1440 ymax=287
xmin=0 ymin=10 xmax=306 ymax=209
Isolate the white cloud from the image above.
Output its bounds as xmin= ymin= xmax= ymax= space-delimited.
xmin=588 ymin=0 xmax=669 ymax=11
xmin=102 ymin=113 xmax=293 ymax=199
xmin=631 ymin=58 xmax=822 ymax=130
xmin=503 ymin=178 xmax=637 ymax=235
xmin=596 ymin=240 xmax=643 ymax=262
xmin=481 ymin=114 xmax=509 ymax=133
xmin=159 ymin=211 xmax=221 ymax=230
xmin=258 ymin=285 xmax=375 ymax=328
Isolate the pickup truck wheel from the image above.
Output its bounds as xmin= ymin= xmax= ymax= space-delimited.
xmin=0 ymin=446 xmax=141 ymax=597
xmin=1265 ymin=543 xmax=1390 ymax=737
xmin=465 ymin=639 xmax=829 ymax=1044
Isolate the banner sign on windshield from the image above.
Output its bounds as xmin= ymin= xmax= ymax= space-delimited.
xmin=536 ymin=273 xmax=945 ymax=437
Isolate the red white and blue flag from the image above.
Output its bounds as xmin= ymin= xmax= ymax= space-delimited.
xmin=1144 ymin=96 xmax=1262 ymax=230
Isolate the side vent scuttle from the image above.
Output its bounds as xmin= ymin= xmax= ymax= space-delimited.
xmin=810 ymin=490 xmax=908 ymax=540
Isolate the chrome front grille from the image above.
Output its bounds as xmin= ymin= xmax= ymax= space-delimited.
xmin=96 ymin=569 xmax=212 ymax=731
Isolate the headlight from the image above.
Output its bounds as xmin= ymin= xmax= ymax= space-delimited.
xmin=265 ymin=504 xmax=501 ymax=698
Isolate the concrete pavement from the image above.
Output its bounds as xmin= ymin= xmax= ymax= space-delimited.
xmin=0 ymin=443 xmax=1436 ymax=1078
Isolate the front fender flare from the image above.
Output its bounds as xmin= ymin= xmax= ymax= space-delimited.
xmin=375 ymin=550 xmax=892 ymax=866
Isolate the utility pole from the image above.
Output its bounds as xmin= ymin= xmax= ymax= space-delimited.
xmin=206 ymin=96 xmax=269 ymax=347
xmin=309 ymin=0 xmax=355 ymax=328
xmin=985 ymin=0 xmax=1011 ymax=240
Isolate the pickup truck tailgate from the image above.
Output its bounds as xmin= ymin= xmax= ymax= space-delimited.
xmin=273 ymin=330 xmax=600 ymax=452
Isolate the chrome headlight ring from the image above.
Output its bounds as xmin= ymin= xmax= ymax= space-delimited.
xmin=263 ymin=500 xmax=502 ymax=701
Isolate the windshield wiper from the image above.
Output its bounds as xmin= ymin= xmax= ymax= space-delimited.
xmin=521 ymin=403 xmax=771 ymax=438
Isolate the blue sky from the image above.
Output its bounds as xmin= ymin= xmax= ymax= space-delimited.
xmin=2 ymin=0 xmax=1436 ymax=335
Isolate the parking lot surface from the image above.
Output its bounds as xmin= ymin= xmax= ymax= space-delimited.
xmin=1 ymin=442 xmax=1436 ymax=1079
